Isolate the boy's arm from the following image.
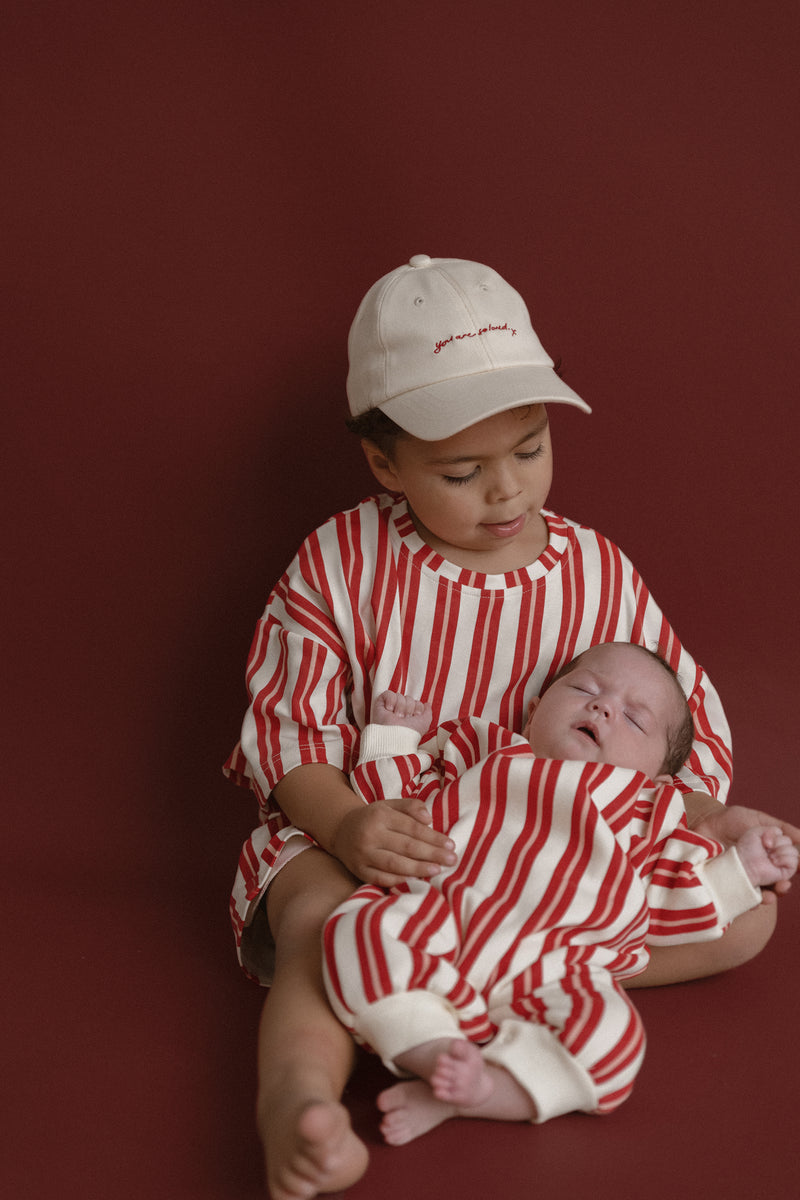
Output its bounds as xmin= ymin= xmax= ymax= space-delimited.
xmin=272 ymin=761 xmax=455 ymax=888
xmin=626 ymin=903 xmax=778 ymax=988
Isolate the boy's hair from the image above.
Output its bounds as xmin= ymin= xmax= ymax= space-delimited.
xmin=550 ymin=644 xmax=695 ymax=778
xmin=345 ymin=407 xmax=406 ymax=456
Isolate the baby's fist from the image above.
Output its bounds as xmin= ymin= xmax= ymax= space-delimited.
xmin=374 ymin=691 xmax=433 ymax=735
xmin=737 ymin=826 xmax=799 ymax=888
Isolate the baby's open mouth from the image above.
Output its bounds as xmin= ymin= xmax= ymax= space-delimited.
xmin=577 ymin=726 xmax=598 ymax=744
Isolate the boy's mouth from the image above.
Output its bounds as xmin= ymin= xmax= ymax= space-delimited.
xmin=482 ymin=514 xmax=526 ymax=538
xmin=577 ymin=724 xmax=599 ymax=745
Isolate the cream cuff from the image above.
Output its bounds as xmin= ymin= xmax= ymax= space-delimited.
xmin=352 ymin=990 xmax=464 ymax=1075
xmin=358 ymin=723 xmax=423 ymax=762
xmin=695 ymin=846 xmax=762 ymax=927
xmin=481 ymin=1018 xmax=599 ymax=1123
xmin=353 ymin=992 xmax=600 ymax=1123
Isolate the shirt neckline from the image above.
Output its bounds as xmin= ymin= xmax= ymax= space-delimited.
xmin=387 ymin=496 xmax=572 ymax=589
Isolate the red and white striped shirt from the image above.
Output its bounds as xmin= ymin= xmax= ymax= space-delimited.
xmin=225 ymin=495 xmax=732 ymax=976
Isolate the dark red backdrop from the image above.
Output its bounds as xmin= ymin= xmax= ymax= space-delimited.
xmin=4 ymin=3 xmax=799 ymax=1197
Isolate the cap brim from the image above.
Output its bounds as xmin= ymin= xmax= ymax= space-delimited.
xmin=378 ymin=364 xmax=591 ymax=440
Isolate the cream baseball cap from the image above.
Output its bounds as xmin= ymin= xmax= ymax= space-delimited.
xmin=346 ymin=255 xmax=590 ymax=440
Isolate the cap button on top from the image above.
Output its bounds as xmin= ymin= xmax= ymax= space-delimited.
xmin=408 ymin=254 xmax=432 ymax=268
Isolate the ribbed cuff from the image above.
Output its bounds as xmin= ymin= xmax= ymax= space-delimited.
xmin=481 ymin=1019 xmax=599 ymax=1123
xmin=695 ymin=847 xmax=762 ymax=926
xmin=352 ymin=990 xmax=463 ymax=1074
xmin=358 ymin=723 xmax=423 ymax=762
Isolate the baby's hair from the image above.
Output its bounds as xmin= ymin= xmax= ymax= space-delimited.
xmin=549 ymin=644 xmax=695 ymax=778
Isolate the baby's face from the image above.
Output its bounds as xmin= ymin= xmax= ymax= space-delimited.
xmin=523 ymin=643 xmax=683 ymax=780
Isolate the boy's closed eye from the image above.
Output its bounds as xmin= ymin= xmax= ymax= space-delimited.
xmin=439 ymin=437 xmax=547 ymax=487
xmin=517 ymin=445 xmax=546 ymax=462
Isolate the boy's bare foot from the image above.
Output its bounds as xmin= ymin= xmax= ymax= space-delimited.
xmin=430 ymin=1039 xmax=494 ymax=1107
xmin=263 ymin=1098 xmax=368 ymax=1200
xmin=377 ymin=1080 xmax=456 ymax=1146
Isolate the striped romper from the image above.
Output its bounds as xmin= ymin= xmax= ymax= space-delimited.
xmin=322 ymin=719 xmax=758 ymax=1121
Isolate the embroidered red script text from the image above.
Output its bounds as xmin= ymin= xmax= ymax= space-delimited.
xmin=434 ymin=323 xmax=517 ymax=354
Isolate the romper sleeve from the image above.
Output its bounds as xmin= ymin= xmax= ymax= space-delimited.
xmin=350 ymin=718 xmax=524 ymax=806
xmin=350 ymin=723 xmax=433 ymax=805
xmin=630 ymin=784 xmax=761 ymax=944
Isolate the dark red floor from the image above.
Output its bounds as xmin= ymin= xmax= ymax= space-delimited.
xmin=7 ymin=865 xmax=797 ymax=1199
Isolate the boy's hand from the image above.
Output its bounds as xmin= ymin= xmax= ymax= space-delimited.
xmin=331 ymin=796 xmax=457 ymax=887
xmin=736 ymin=826 xmax=800 ymax=888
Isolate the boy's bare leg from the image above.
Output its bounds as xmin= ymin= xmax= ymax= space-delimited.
xmin=258 ymin=848 xmax=368 ymax=1199
xmin=378 ymin=1037 xmax=536 ymax=1145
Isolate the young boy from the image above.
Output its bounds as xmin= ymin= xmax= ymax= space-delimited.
xmin=323 ymin=643 xmax=798 ymax=1145
xmin=225 ymin=256 xmax=799 ymax=1200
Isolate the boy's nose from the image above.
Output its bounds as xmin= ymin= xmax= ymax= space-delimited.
xmin=486 ymin=468 xmax=522 ymax=502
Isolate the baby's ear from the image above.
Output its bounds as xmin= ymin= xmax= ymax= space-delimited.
xmin=522 ymin=696 xmax=539 ymax=740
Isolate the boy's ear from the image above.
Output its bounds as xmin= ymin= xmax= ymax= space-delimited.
xmin=361 ymin=439 xmax=401 ymax=491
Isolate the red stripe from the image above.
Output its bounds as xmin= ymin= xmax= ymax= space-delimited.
xmin=462 ymin=590 xmax=504 ymax=715
xmin=551 ymin=533 xmax=586 ymax=676
xmin=421 ymin=577 xmax=462 ymax=710
xmin=591 ymin=1002 xmax=644 ymax=1090
xmin=460 ymin=756 xmax=559 ymax=977
xmin=498 ymin=581 xmax=540 ymax=729
xmin=589 ymin=535 xmax=622 ymax=645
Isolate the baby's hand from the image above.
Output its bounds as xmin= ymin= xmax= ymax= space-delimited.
xmin=736 ymin=826 xmax=799 ymax=889
xmin=374 ymin=690 xmax=433 ymax=736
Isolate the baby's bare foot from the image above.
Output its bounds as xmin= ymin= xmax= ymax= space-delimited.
xmin=263 ymin=1099 xmax=368 ymax=1200
xmin=431 ymin=1039 xmax=495 ymax=1108
xmin=377 ymin=1080 xmax=456 ymax=1145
